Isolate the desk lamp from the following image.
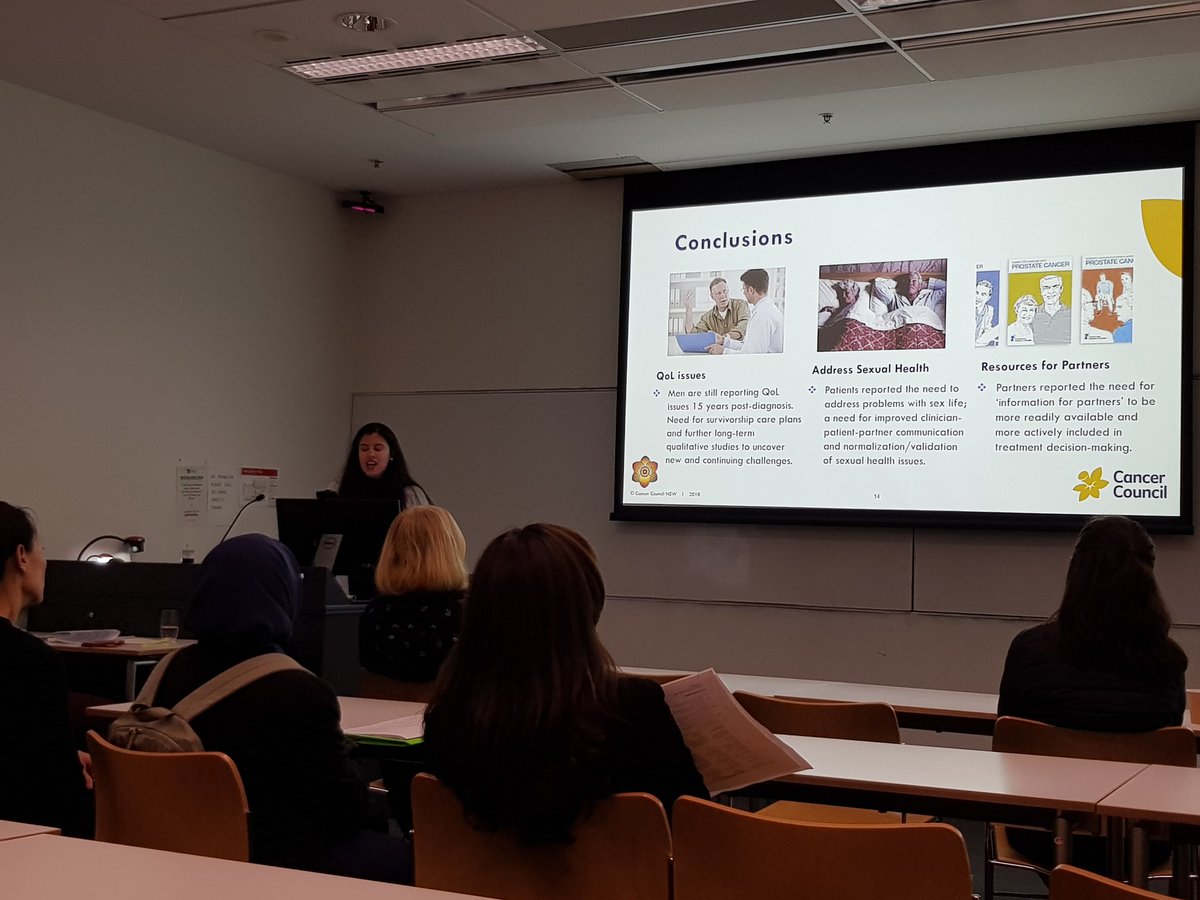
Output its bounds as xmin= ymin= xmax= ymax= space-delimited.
xmin=77 ymin=535 xmax=146 ymax=563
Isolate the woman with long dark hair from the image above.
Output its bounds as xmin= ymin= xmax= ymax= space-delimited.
xmin=332 ymin=422 xmax=429 ymax=507
xmin=998 ymin=514 xmax=1187 ymax=731
xmin=422 ymin=523 xmax=706 ymax=844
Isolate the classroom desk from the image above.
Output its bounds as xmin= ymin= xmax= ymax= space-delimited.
xmin=1097 ymin=764 xmax=1200 ymax=894
xmin=625 ymin=666 xmax=1000 ymax=734
xmin=0 ymin=835 xmax=485 ymax=900
xmin=0 ymin=820 xmax=58 ymax=841
xmin=88 ymin=693 xmax=1155 ymax=872
xmin=627 ymin=667 xmax=1200 ymax=746
xmin=47 ymin=638 xmax=194 ymax=700
xmin=758 ymin=735 xmax=1149 ymax=866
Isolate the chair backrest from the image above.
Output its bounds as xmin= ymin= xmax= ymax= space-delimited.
xmin=992 ymin=716 xmax=1197 ymax=767
xmin=411 ymin=772 xmax=671 ymax=900
xmin=1050 ymin=864 xmax=1162 ymax=899
xmin=357 ymin=669 xmax=435 ymax=702
xmin=86 ymin=730 xmax=250 ymax=861
xmin=734 ymin=691 xmax=901 ymax=743
xmin=672 ymin=795 xmax=973 ymax=900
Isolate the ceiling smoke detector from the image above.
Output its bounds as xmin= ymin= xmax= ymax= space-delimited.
xmin=337 ymin=13 xmax=394 ymax=33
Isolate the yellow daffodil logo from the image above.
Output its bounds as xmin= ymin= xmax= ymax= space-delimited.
xmin=1073 ymin=467 xmax=1109 ymax=502
xmin=631 ymin=456 xmax=658 ymax=489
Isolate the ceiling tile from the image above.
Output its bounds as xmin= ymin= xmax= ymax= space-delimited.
xmin=118 ymin=0 xmax=285 ymax=16
xmin=166 ymin=0 xmax=511 ymax=67
xmin=383 ymin=85 xmax=653 ymax=135
xmin=563 ymin=16 xmax=878 ymax=75
xmin=909 ymin=14 xmax=1200 ymax=80
xmin=470 ymin=0 xmax=714 ymax=31
xmin=867 ymin=0 xmax=1191 ymax=40
xmin=626 ymin=51 xmax=926 ymax=110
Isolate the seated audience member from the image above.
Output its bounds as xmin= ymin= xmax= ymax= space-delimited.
xmin=998 ymin=515 xmax=1186 ymax=731
xmin=0 ymin=502 xmax=92 ymax=836
xmin=422 ymin=523 xmax=707 ymax=844
xmin=139 ymin=534 xmax=410 ymax=883
xmin=998 ymin=515 xmax=1187 ymax=872
xmin=360 ymin=506 xmax=468 ymax=687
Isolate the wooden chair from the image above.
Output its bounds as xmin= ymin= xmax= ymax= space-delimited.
xmin=410 ymin=773 xmax=671 ymax=900
xmin=735 ymin=691 xmax=901 ymax=741
xmin=1050 ymin=865 xmax=1161 ymax=900
xmin=985 ymin=716 xmax=1197 ymax=900
xmin=733 ymin=691 xmax=934 ymax=824
xmin=672 ymin=795 xmax=974 ymax=900
xmin=357 ymin=669 xmax=435 ymax=703
xmin=86 ymin=730 xmax=250 ymax=861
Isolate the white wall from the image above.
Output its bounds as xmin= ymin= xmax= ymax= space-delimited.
xmin=351 ymin=178 xmax=1200 ymax=692
xmin=0 ymin=78 xmax=356 ymax=561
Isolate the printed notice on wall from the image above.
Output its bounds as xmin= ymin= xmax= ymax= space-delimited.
xmin=176 ymin=465 xmax=209 ymax=525
xmin=208 ymin=470 xmax=239 ymax=523
xmin=241 ymin=467 xmax=280 ymax=507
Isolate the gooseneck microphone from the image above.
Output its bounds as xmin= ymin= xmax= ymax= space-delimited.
xmin=219 ymin=493 xmax=266 ymax=544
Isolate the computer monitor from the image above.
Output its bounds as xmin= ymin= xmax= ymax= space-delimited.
xmin=275 ymin=498 xmax=400 ymax=600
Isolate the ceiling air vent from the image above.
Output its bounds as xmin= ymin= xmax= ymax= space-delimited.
xmin=549 ymin=157 xmax=662 ymax=180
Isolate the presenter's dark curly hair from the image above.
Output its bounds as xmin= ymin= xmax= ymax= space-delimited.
xmin=422 ymin=523 xmax=620 ymax=844
xmin=1055 ymin=515 xmax=1186 ymax=679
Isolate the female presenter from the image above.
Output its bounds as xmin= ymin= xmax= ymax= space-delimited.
xmin=330 ymin=422 xmax=430 ymax=508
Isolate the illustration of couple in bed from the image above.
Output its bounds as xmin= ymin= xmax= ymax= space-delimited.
xmin=817 ymin=259 xmax=947 ymax=353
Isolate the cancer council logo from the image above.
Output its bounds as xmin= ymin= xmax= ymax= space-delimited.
xmin=1073 ymin=467 xmax=1109 ymax=502
xmin=631 ymin=456 xmax=659 ymax=489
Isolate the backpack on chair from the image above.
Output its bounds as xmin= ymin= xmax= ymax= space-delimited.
xmin=108 ymin=649 xmax=304 ymax=752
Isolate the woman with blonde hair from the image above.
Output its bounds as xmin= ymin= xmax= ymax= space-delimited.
xmin=359 ymin=506 xmax=468 ymax=686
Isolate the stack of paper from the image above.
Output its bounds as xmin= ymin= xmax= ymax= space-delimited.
xmin=661 ymin=668 xmax=810 ymax=795
xmin=345 ymin=712 xmax=426 ymax=747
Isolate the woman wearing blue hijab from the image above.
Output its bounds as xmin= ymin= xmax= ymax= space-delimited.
xmin=145 ymin=534 xmax=409 ymax=883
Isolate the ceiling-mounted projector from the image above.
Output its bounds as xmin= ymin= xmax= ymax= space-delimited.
xmin=342 ymin=191 xmax=385 ymax=214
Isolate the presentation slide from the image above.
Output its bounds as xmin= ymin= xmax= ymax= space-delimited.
xmin=618 ymin=166 xmax=1187 ymax=527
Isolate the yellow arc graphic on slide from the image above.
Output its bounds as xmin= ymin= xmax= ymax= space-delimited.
xmin=1141 ymin=199 xmax=1182 ymax=277
xmin=1073 ymin=467 xmax=1109 ymax=502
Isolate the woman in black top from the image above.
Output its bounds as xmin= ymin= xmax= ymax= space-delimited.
xmin=998 ymin=515 xmax=1187 ymax=731
xmin=997 ymin=515 xmax=1187 ymax=873
xmin=149 ymin=534 xmax=410 ymax=883
xmin=360 ymin=506 xmax=468 ymax=685
xmin=0 ymin=502 xmax=91 ymax=836
xmin=332 ymin=422 xmax=429 ymax=507
xmin=422 ymin=523 xmax=707 ymax=845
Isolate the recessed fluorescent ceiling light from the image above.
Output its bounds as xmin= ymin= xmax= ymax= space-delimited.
xmin=283 ymin=35 xmax=546 ymax=80
xmin=849 ymin=0 xmax=933 ymax=9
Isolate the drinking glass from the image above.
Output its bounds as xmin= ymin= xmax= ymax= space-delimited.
xmin=160 ymin=609 xmax=180 ymax=641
